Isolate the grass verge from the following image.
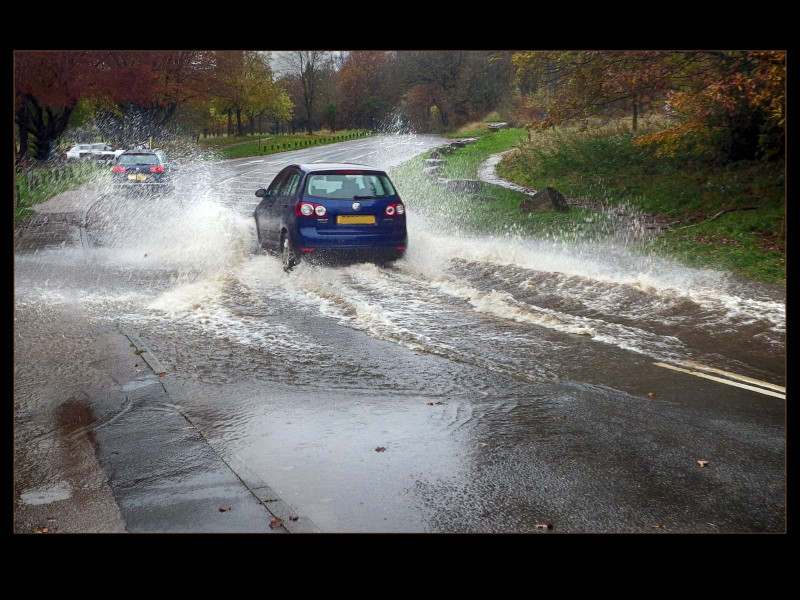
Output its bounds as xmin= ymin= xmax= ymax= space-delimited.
xmin=390 ymin=147 xmax=613 ymax=241
xmin=197 ymin=129 xmax=374 ymax=159
xmin=14 ymin=161 xmax=108 ymax=223
xmin=496 ymin=124 xmax=785 ymax=283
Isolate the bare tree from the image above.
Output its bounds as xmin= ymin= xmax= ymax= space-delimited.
xmin=279 ymin=51 xmax=331 ymax=134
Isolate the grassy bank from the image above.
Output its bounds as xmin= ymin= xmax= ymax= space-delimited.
xmin=14 ymin=161 xmax=108 ymax=222
xmin=496 ymin=124 xmax=785 ymax=283
xmin=197 ymin=129 xmax=373 ymax=159
xmin=390 ymin=140 xmax=614 ymax=241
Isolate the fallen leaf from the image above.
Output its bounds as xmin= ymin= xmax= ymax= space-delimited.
xmin=697 ymin=460 xmax=709 ymax=468
xmin=269 ymin=518 xmax=283 ymax=529
xmin=34 ymin=527 xmax=50 ymax=533
xmin=425 ymin=401 xmax=444 ymax=406
xmin=375 ymin=446 xmax=387 ymax=452
xmin=651 ymin=524 xmax=667 ymax=529
xmin=289 ymin=516 xmax=299 ymax=522
xmin=535 ymin=523 xmax=554 ymax=530
xmin=648 ymin=392 xmax=658 ymax=398
xmin=219 ymin=507 xmax=231 ymax=512
xmin=157 ymin=372 xmax=167 ymax=377
xmin=480 ymin=442 xmax=489 ymax=447
xmin=595 ymin=361 xmax=605 ymax=366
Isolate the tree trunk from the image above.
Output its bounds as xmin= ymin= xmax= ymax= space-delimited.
xmin=227 ymin=109 xmax=233 ymax=136
xmin=235 ymin=108 xmax=243 ymax=136
xmin=15 ymin=106 xmax=29 ymax=159
xmin=632 ymin=97 xmax=638 ymax=132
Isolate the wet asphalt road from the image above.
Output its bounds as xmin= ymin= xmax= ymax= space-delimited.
xmin=14 ymin=134 xmax=785 ymax=533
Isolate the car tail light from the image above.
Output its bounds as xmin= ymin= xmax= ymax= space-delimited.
xmin=149 ymin=166 xmax=164 ymax=173
xmin=296 ymin=202 xmax=326 ymax=217
xmin=112 ymin=166 xmax=126 ymax=173
xmin=384 ymin=203 xmax=405 ymax=216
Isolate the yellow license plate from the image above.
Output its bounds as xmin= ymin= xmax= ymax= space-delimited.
xmin=337 ymin=215 xmax=375 ymax=225
xmin=128 ymin=174 xmax=148 ymax=181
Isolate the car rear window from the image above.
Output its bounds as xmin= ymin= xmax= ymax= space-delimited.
xmin=118 ymin=153 xmax=160 ymax=166
xmin=305 ymin=173 xmax=396 ymax=199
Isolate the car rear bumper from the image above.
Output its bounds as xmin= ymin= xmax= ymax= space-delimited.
xmin=296 ymin=247 xmax=406 ymax=264
xmin=294 ymin=226 xmax=406 ymax=249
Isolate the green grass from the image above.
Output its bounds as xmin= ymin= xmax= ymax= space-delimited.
xmin=495 ymin=125 xmax=785 ymax=283
xmin=197 ymin=130 xmax=374 ymax=159
xmin=438 ymin=129 xmax=527 ymax=178
xmin=14 ymin=161 xmax=107 ymax=222
xmin=390 ymin=149 xmax=613 ymax=241
xmin=391 ymin=119 xmax=784 ymax=284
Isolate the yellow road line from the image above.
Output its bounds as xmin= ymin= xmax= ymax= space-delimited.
xmin=653 ymin=362 xmax=786 ymax=399
xmin=678 ymin=360 xmax=785 ymax=393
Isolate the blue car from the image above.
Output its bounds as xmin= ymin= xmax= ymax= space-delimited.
xmin=254 ymin=163 xmax=407 ymax=271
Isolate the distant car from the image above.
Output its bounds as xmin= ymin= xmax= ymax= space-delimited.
xmin=64 ymin=143 xmax=125 ymax=162
xmin=63 ymin=144 xmax=95 ymax=160
xmin=254 ymin=163 xmax=407 ymax=271
xmin=89 ymin=143 xmax=126 ymax=163
xmin=111 ymin=149 xmax=173 ymax=192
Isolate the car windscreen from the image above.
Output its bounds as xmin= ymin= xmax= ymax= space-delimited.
xmin=118 ymin=153 xmax=160 ymax=166
xmin=305 ymin=173 xmax=396 ymax=199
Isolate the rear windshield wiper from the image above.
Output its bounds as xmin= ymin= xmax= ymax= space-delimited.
xmin=353 ymin=195 xmax=376 ymax=199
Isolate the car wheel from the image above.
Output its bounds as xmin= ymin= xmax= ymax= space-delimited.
xmin=281 ymin=234 xmax=299 ymax=272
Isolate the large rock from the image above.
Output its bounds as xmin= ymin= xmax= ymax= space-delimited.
xmin=422 ymin=166 xmax=442 ymax=178
xmin=449 ymin=141 xmax=466 ymax=148
xmin=520 ymin=187 xmax=569 ymax=212
xmin=443 ymin=179 xmax=483 ymax=195
xmin=437 ymin=146 xmax=455 ymax=155
xmin=487 ymin=122 xmax=509 ymax=131
xmin=424 ymin=159 xmax=446 ymax=167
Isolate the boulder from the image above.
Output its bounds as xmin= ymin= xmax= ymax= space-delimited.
xmin=422 ymin=166 xmax=442 ymax=178
xmin=424 ymin=159 xmax=446 ymax=167
xmin=443 ymin=179 xmax=483 ymax=195
xmin=437 ymin=146 xmax=455 ymax=155
xmin=487 ymin=122 xmax=509 ymax=131
xmin=449 ymin=141 xmax=466 ymax=148
xmin=520 ymin=187 xmax=569 ymax=212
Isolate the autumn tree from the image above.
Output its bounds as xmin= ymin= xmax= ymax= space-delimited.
xmin=88 ymin=50 xmax=216 ymax=144
xmin=512 ymin=50 xmax=786 ymax=162
xmin=15 ymin=51 xmax=96 ymax=160
xmin=396 ymin=51 xmax=465 ymax=128
xmin=336 ymin=51 xmax=398 ymax=130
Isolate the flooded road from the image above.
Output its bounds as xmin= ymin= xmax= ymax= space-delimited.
xmin=14 ymin=134 xmax=785 ymax=532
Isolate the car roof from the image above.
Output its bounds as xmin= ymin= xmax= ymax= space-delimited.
xmin=295 ymin=163 xmax=385 ymax=174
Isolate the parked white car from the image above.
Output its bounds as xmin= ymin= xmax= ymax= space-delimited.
xmin=64 ymin=143 xmax=126 ymax=162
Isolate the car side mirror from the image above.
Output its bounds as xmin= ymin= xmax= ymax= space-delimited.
xmin=255 ymin=188 xmax=267 ymax=197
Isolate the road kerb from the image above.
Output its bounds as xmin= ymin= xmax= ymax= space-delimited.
xmin=122 ymin=329 xmax=320 ymax=533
